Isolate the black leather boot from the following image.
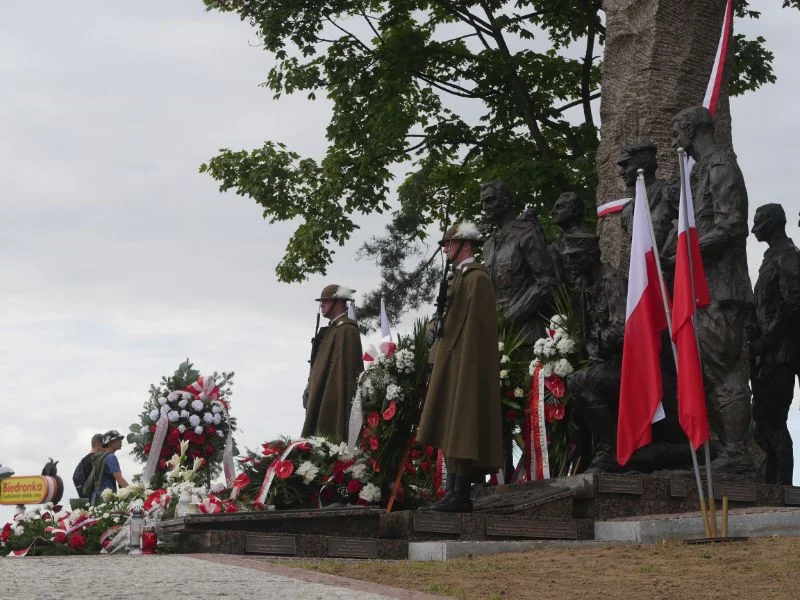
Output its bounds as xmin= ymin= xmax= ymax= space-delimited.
xmin=431 ymin=474 xmax=473 ymax=513
xmin=426 ymin=473 xmax=455 ymax=510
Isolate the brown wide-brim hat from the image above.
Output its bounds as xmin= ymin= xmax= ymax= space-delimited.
xmin=438 ymin=222 xmax=483 ymax=246
xmin=315 ymin=284 xmax=356 ymax=302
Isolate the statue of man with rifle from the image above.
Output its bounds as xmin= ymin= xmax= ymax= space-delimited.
xmin=301 ymin=285 xmax=363 ymax=441
xmin=417 ymin=222 xmax=503 ymax=513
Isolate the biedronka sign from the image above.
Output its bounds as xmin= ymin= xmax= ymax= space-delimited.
xmin=0 ymin=476 xmax=59 ymax=505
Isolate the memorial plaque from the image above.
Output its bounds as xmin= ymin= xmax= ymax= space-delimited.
xmin=784 ymin=487 xmax=800 ymax=506
xmin=717 ymin=482 xmax=757 ymax=503
xmin=597 ymin=475 xmax=643 ymax=495
xmin=485 ymin=516 xmax=577 ymax=540
xmin=414 ymin=511 xmax=462 ymax=534
xmin=327 ymin=537 xmax=378 ymax=559
xmin=245 ymin=534 xmax=297 ymax=556
xmin=669 ymin=479 xmax=688 ymax=498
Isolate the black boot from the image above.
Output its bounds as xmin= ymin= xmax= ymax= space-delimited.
xmin=426 ymin=473 xmax=455 ymax=510
xmin=431 ymin=474 xmax=473 ymax=513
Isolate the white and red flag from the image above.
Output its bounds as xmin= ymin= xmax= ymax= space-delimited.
xmin=378 ymin=297 xmax=396 ymax=356
xmin=672 ymin=154 xmax=711 ymax=450
xmin=617 ymin=174 xmax=668 ymax=466
xmin=703 ymin=0 xmax=733 ymax=116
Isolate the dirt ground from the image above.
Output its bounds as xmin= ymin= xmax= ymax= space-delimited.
xmin=284 ymin=536 xmax=800 ymax=599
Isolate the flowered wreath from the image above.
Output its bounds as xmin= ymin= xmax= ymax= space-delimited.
xmin=127 ymin=359 xmax=237 ymax=489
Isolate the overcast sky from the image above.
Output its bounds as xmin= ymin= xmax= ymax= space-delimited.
xmin=2 ymin=2 xmax=800 ymax=522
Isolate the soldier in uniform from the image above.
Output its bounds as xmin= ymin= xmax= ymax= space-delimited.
xmin=301 ymin=285 xmax=363 ymax=441
xmin=418 ymin=222 xmax=503 ymax=512
xmin=750 ymin=204 xmax=800 ymax=484
xmin=671 ymin=106 xmax=756 ymax=477
xmin=481 ymin=180 xmax=558 ymax=346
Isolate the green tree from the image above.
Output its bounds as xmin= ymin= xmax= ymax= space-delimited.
xmin=200 ymin=0 xmax=790 ymax=328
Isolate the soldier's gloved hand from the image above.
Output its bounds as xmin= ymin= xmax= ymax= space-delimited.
xmin=302 ymin=384 xmax=309 ymax=409
xmin=425 ymin=327 xmax=436 ymax=348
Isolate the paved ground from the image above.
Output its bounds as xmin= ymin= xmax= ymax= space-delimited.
xmin=3 ymin=554 xmax=443 ymax=600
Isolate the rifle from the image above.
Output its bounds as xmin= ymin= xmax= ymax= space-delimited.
xmin=303 ymin=312 xmax=328 ymax=408
xmin=425 ymin=261 xmax=451 ymax=348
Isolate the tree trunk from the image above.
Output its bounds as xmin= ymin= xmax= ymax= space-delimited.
xmin=596 ymin=0 xmax=732 ymax=272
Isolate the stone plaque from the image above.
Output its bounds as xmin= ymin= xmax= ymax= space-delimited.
xmin=414 ymin=511 xmax=462 ymax=534
xmin=669 ymin=479 xmax=688 ymax=498
xmin=784 ymin=487 xmax=800 ymax=506
xmin=245 ymin=534 xmax=297 ymax=556
xmin=597 ymin=475 xmax=643 ymax=495
xmin=717 ymin=482 xmax=757 ymax=503
xmin=485 ymin=516 xmax=577 ymax=540
xmin=327 ymin=537 xmax=378 ymax=559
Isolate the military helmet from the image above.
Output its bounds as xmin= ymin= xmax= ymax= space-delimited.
xmin=616 ymin=140 xmax=657 ymax=165
xmin=315 ymin=284 xmax=356 ymax=302
xmin=438 ymin=222 xmax=483 ymax=246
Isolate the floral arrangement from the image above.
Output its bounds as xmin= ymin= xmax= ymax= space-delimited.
xmin=353 ymin=320 xmax=440 ymax=507
xmin=497 ymin=320 xmax=532 ymax=480
xmin=237 ymin=437 xmax=380 ymax=509
xmin=127 ymin=359 xmax=237 ymax=488
xmin=529 ymin=309 xmax=582 ymax=477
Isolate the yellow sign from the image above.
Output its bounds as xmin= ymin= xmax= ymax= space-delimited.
xmin=0 ymin=476 xmax=55 ymax=505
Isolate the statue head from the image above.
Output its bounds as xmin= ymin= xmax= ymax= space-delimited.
xmin=480 ymin=180 xmax=515 ymax=223
xmin=562 ymin=233 xmax=601 ymax=279
xmin=617 ymin=141 xmax=658 ymax=188
xmin=671 ymin=106 xmax=714 ymax=154
xmin=752 ymin=203 xmax=786 ymax=243
xmin=551 ymin=191 xmax=585 ymax=231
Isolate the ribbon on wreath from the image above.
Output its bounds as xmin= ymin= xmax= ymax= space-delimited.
xmin=522 ymin=362 xmax=550 ymax=481
xmin=434 ymin=449 xmax=446 ymax=496
xmin=229 ymin=473 xmax=250 ymax=501
xmin=253 ymin=439 xmax=309 ymax=508
xmin=187 ymin=375 xmax=236 ymax=488
xmin=142 ymin=405 xmax=169 ymax=489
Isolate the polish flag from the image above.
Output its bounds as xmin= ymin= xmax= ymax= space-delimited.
xmin=671 ymin=154 xmax=711 ymax=450
xmin=702 ymin=0 xmax=733 ymax=116
xmin=617 ymin=174 xmax=668 ymax=466
xmin=378 ymin=297 xmax=396 ymax=356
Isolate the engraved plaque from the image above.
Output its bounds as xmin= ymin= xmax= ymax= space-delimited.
xmin=327 ymin=537 xmax=378 ymax=559
xmin=784 ymin=487 xmax=800 ymax=506
xmin=414 ymin=511 xmax=462 ymax=534
xmin=717 ymin=482 xmax=757 ymax=503
xmin=669 ymin=479 xmax=688 ymax=498
xmin=597 ymin=475 xmax=643 ymax=495
xmin=485 ymin=516 xmax=577 ymax=540
xmin=245 ymin=534 xmax=297 ymax=556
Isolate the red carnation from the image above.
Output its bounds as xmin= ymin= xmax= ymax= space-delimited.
xmin=68 ymin=534 xmax=87 ymax=550
xmin=425 ymin=445 xmax=435 ymax=457
xmin=410 ymin=448 xmax=421 ymax=460
xmin=346 ymin=479 xmax=363 ymax=495
xmin=274 ymin=460 xmax=294 ymax=480
xmin=205 ymin=443 xmax=215 ymax=455
xmin=420 ymin=460 xmax=430 ymax=472
xmin=333 ymin=470 xmax=346 ymax=484
xmin=167 ymin=429 xmax=181 ymax=445
xmin=143 ymin=444 xmax=152 ymax=455
xmin=53 ymin=531 xmax=68 ymax=544
xmin=158 ymin=459 xmax=167 ymax=469
xmin=367 ymin=411 xmax=380 ymax=428
xmin=382 ymin=400 xmax=397 ymax=421
xmin=206 ymin=424 xmax=217 ymax=435
xmin=1 ymin=523 xmax=11 ymax=542
xmin=369 ymin=435 xmax=379 ymax=451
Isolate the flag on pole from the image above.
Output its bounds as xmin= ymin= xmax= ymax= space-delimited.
xmin=617 ymin=174 xmax=668 ymax=466
xmin=672 ymin=154 xmax=711 ymax=450
xmin=702 ymin=0 xmax=734 ymax=116
xmin=378 ymin=297 xmax=396 ymax=355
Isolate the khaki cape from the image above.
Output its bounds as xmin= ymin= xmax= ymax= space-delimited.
xmin=418 ymin=263 xmax=503 ymax=471
xmin=302 ymin=317 xmax=363 ymax=440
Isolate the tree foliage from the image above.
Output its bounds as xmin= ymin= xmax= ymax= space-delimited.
xmin=200 ymin=0 xmax=795 ymax=328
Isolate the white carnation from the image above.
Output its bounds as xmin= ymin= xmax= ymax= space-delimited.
xmin=296 ymin=461 xmax=320 ymax=484
xmin=158 ymin=396 xmax=168 ymax=406
xmin=180 ymin=410 xmax=190 ymax=419
xmin=178 ymin=424 xmax=187 ymax=434
xmin=550 ymin=314 xmax=567 ymax=330
xmin=149 ymin=409 xmax=160 ymax=422
xmin=211 ymin=405 xmax=223 ymax=414
xmin=191 ymin=399 xmax=204 ymax=412
xmin=203 ymin=412 xmax=214 ymax=424
xmin=167 ymin=391 xmax=180 ymax=402
xmin=178 ymin=398 xmax=188 ymax=409
xmin=194 ymin=425 xmax=204 ymax=435
xmin=514 ymin=387 xmax=525 ymax=398
xmin=542 ymin=362 xmax=554 ymax=377
xmin=346 ymin=462 xmax=369 ymax=482
xmin=556 ymin=337 xmax=576 ymax=355
xmin=542 ymin=339 xmax=557 ymax=358
xmin=213 ymin=413 xmax=222 ymax=425
xmin=167 ymin=410 xmax=180 ymax=422
xmin=14 ymin=525 xmax=24 ymax=535
xmin=553 ymin=358 xmax=574 ymax=377
xmin=499 ymin=369 xmax=509 ymax=380
xmin=533 ymin=338 xmax=546 ymax=356
xmin=189 ymin=414 xmax=201 ymax=427
xmin=386 ymin=383 xmax=403 ymax=403
xmin=358 ymin=483 xmax=382 ymax=504
xmin=101 ymin=488 xmax=114 ymax=502
xmin=181 ymin=391 xmax=194 ymax=400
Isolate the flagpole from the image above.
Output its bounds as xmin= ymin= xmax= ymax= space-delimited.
xmin=636 ymin=169 xmax=712 ymax=538
xmin=677 ymin=150 xmax=718 ymax=537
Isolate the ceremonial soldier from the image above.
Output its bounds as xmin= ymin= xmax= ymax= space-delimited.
xmin=301 ymin=285 xmax=363 ymax=441
xmin=418 ymin=223 xmax=503 ymax=512
xmin=751 ymin=204 xmax=800 ymax=484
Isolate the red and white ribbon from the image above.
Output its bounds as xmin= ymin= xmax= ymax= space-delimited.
xmin=703 ymin=0 xmax=733 ymax=116
xmin=434 ymin=449 xmax=446 ymax=495
xmin=597 ymin=197 xmax=632 ymax=218
xmin=7 ymin=543 xmax=35 ymax=557
xmin=142 ymin=406 xmax=169 ymax=489
xmin=254 ymin=439 xmax=308 ymax=507
xmin=188 ymin=375 xmax=235 ymax=487
xmin=522 ymin=363 xmax=550 ymax=481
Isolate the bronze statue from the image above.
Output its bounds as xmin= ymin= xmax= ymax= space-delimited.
xmin=751 ymin=203 xmax=800 ymax=484
xmin=671 ymin=106 xmax=756 ymax=477
xmin=481 ymin=180 xmax=558 ymax=345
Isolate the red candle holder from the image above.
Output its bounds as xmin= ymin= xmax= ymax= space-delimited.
xmin=141 ymin=526 xmax=158 ymax=554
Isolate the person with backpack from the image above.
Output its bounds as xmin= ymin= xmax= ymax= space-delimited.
xmin=83 ymin=430 xmax=128 ymax=504
xmin=72 ymin=433 xmax=103 ymax=498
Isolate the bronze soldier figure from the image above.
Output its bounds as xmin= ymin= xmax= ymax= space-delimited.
xmin=301 ymin=285 xmax=363 ymax=441
xmin=751 ymin=204 xmax=800 ymax=484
